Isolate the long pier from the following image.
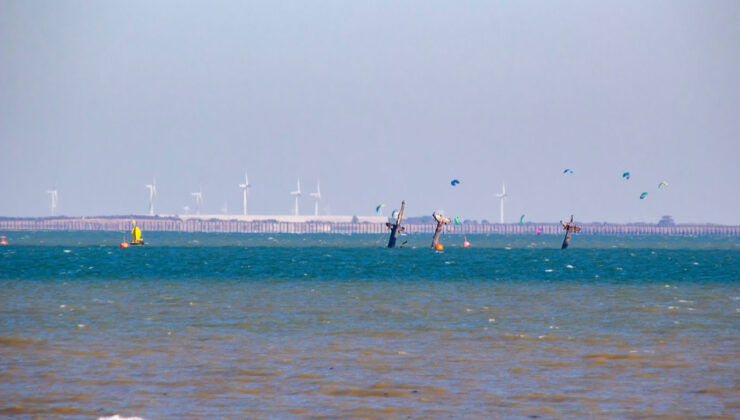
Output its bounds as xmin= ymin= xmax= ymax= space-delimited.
xmin=1 ymin=217 xmax=738 ymax=236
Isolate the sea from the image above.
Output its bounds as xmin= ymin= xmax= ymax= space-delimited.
xmin=0 ymin=232 xmax=738 ymax=419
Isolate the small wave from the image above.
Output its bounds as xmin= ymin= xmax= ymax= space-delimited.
xmin=0 ymin=336 xmax=41 ymax=348
xmin=99 ymin=416 xmax=147 ymax=420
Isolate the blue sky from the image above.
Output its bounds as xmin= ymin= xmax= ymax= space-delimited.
xmin=1 ymin=1 xmax=738 ymax=223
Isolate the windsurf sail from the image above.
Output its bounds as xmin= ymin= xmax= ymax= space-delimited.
xmin=131 ymin=221 xmax=142 ymax=243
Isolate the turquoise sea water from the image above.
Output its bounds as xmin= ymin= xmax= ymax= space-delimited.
xmin=1 ymin=232 xmax=738 ymax=418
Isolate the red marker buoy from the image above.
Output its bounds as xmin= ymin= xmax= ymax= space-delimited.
xmin=463 ymin=235 xmax=471 ymax=247
xmin=435 ymin=243 xmax=444 ymax=251
xmin=0 ymin=235 xmax=7 ymax=245
xmin=120 ymin=235 xmax=129 ymax=248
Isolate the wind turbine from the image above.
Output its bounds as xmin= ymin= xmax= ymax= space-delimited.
xmin=495 ymin=182 xmax=507 ymax=224
xmin=310 ymin=180 xmax=321 ymax=216
xmin=290 ymin=178 xmax=302 ymax=216
xmin=145 ymin=179 xmax=157 ymax=216
xmin=191 ymin=189 xmax=203 ymax=215
xmin=238 ymin=173 xmax=251 ymax=216
xmin=46 ymin=190 xmax=58 ymax=216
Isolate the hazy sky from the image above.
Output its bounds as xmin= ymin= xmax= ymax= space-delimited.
xmin=1 ymin=1 xmax=738 ymax=223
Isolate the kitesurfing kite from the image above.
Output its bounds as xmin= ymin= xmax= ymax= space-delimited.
xmin=453 ymin=216 xmax=462 ymax=226
xmin=450 ymin=179 xmax=460 ymax=187
xmin=563 ymin=169 xmax=574 ymax=174
xmin=622 ymin=172 xmax=630 ymax=180
xmin=640 ymin=192 xmax=648 ymax=200
xmin=658 ymin=181 xmax=669 ymax=189
xmin=519 ymin=214 xmax=525 ymax=225
xmin=375 ymin=203 xmax=385 ymax=214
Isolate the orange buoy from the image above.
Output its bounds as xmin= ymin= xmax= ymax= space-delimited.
xmin=0 ymin=235 xmax=7 ymax=245
xmin=120 ymin=235 xmax=129 ymax=248
xmin=463 ymin=236 xmax=470 ymax=247
xmin=435 ymin=243 xmax=444 ymax=251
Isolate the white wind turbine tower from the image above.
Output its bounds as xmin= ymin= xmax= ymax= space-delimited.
xmin=145 ymin=179 xmax=157 ymax=216
xmin=496 ymin=182 xmax=507 ymax=224
xmin=290 ymin=178 xmax=302 ymax=216
xmin=310 ymin=180 xmax=321 ymax=216
xmin=238 ymin=173 xmax=251 ymax=216
xmin=191 ymin=189 xmax=203 ymax=215
xmin=46 ymin=190 xmax=58 ymax=216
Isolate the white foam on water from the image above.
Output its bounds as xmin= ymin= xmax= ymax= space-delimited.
xmin=488 ymin=318 xmax=496 ymax=322
xmin=566 ymin=264 xmax=574 ymax=269
xmin=544 ymin=269 xmax=553 ymax=272
xmin=99 ymin=416 xmax=147 ymax=420
xmin=63 ymin=249 xmax=71 ymax=253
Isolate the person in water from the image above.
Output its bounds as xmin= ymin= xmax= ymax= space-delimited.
xmin=131 ymin=220 xmax=143 ymax=245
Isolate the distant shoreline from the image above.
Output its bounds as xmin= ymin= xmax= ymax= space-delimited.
xmin=1 ymin=216 xmax=738 ymax=236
